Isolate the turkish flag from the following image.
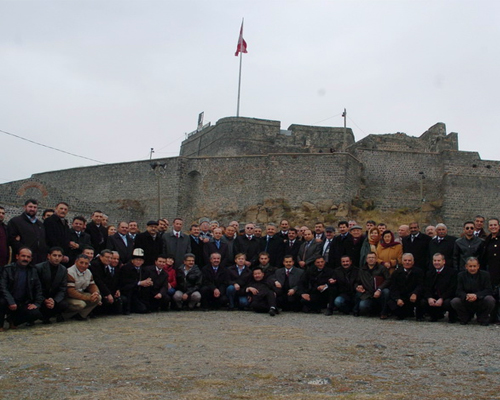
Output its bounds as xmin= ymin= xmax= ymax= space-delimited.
xmin=235 ymin=21 xmax=248 ymax=56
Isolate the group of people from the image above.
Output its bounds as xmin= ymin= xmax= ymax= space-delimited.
xmin=0 ymin=199 xmax=498 ymax=331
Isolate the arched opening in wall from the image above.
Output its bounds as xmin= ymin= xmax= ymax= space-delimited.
xmin=184 ymin=170 xmax=203 ymax=218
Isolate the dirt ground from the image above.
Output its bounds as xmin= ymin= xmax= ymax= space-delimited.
xmin=0 ymin=311 xmax=499 ymax=400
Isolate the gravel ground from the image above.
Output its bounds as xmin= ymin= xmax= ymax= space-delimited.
xmin=0 ymin=311 xmax=499 ymax=400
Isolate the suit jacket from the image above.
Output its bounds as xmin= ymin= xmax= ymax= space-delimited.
xmin=428 ymin=235 xmax=457 ymax=271
xmin=226 ymin=265 xmax=253 ymax=295
xmin=0 ymin=262 xmax=44 ymax=307
xmin=300 ymin=266 xmax=335 ymax=294
xmin=7 ymin=213 xmax=47 ymax=264
xmin=259 ymin=235 xmax=284 ymax=267
xmin=144 ymin=265 xmax=169 ymax=299
xmin=44 ymin=214 xmax=71 ymax=254
xmin=281 ymin=239 xmax=302 ymax=266
xmin=90 ymin=258 xmax=116 ymax=297
xmin=35 ymin=261 xmax=68 ymax=304
xmin=233 ymin=235 xmax=260 ymax=265
xmin=297 ymin=240 xmax=322 ymax=268
xmin=203 ymin=240 xmax=229 ymax=268
xmin=85 ymin=221 xmax=108 ymax=254
xmin=68 ymin=229 xmax=91 ymax=264
xmin=423 ymin=266 xmax=457 ymax=300
xmin=455 ymin=270 xmax=493 ymax=301
xmin=134 ymin=232 xmax=163 ymax=266
xmin=332 ymin=233 xmax=354 ymax=268
xmin=162 ymin=231 xmax=191 ymax=268
xmin=333 ymin=265 xmax=359 ymax=296
xmin=201 ymin=264 xmax=229 ymax=293
xmin=107 ymin=232 xmax=135 ymax=264
xmin=402 ymin=232 xmax=431 ymax=271
xmin=274 ymin=266 xmax=303 ymax=293
xmin=389 ymin=266 xmax=424 ymax=301
xmin=189 ymin=235 xmax=205 ymax=267
xmin=118 ymin=262 xmax=148 ymax=294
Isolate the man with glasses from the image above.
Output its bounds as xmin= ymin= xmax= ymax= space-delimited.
xmin=453 ymin=221 xmax=484 ymax=272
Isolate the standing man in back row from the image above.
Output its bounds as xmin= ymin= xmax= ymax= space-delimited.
xmin=163 ymin=218 xmax=191 ymax=268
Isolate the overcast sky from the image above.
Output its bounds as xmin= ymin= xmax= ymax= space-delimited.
xmin=1 ymin=0 xmax=499 ymax=183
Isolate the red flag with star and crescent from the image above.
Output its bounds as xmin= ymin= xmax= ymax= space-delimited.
xmin=235 ymin=21 xmax=248 ymax=56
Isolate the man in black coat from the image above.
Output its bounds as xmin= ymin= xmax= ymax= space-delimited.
xmin=245 ymin=266 xmax=279 ymax=316
xmin=117 ymin=248 xmax=152 ymax=314
xmin=142 ymin=255 xmax=170 ymax=312
xmin=427 ymin=223 xmax=457 ymax=272
xmin=388 ymin=253 xmax=424 ymax=320
xmin=300 ymin=255 xmax=335 ymax=313
xmin=68 ymin=216 xmax=91 ymax=266
xmin=451 ymin=257 xmax=495 ymax=325
xmin=272 ymin=255 xmax=304 ymax=311
xmin=0 ymin=247 xmax=44 ymax=330
xmin=200 ymin=252 xmax=229 ymax=310
xmin=134 ymin=221 xmax=164 ymax=267
xmin=297 ymin=229 xmax=322 ymax=269
xmin=85 ymin=210 xmax=108 ymax=254
xmin=44 ymin=202 xmax=71 ymax=263
xmin=417 ymin=252 xmax=457 ymax=322
xmin=226 ymin=253 xmax=253 ymax=310
xmin=203 ymin=227 xmax=229 ymax=268
xmin=35 ymin=247 xmax=68 ymax=323
xmin=189 ymin=224 xmax=205 ymax=267
xmin=259 ymin=223 xmax=284 ymax=268
xmin=7 ymin=199 xmax=47 ymax=264
xmin=233 ymin=223 xmax=260 ymax=267
xmin=90 ymin=250 xmax=122 ymax=314
xmin=280 ymin=228 xmax=302 ymax=266
xmin=402 ymin=222 xmax=431 ymax=271
xmin=328 ymin=255 xmax=359 ymax=315
xmin=106 ymin=221 xmax=134 ymax=264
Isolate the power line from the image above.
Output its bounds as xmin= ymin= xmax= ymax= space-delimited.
xmin=312 ymin=113 xmax=342 ymax=125
xmin=0 ymin=128 xmax=106 ymax=164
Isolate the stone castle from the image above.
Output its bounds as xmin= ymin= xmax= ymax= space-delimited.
xmin=1 ymin=116 xmax=498 ymax=234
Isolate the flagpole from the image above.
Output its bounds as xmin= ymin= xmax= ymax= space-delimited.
xmin=237 ymin=49 xmax=243 ymax=117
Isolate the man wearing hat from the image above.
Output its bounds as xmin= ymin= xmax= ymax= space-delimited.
xmin=133 ymin=220 xmax=163 ymax=266
xmin=117 ymin=248 xmax=153 ymax=314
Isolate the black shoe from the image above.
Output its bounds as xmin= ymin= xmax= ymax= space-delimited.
xmin=56 ymin=315 xmax=65 ymax=323
xmin=73 ymin=314 xmax=89 ymax=321
xmin=478 ymin=321 xmax=490 ymax=326
xmin=269 ymin=307 xmax=276 ymax=317
xmin=416 ymin=317 xmax=425 ymax=322
xmin=324 ymin=308 xmax=334 ymax=316
xmin=42 ymin=319 xmax=52 ymax=325
xmin=459 ymin=321 xmax=468 ymax=325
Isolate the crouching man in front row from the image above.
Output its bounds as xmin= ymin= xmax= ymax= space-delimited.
xmin=245 ymin=266 xmax=279 ymax=316
xmin=451 ymin=257 xmax=495 ymax=326
xmin=61 ymin=254 xmax=101 ymax=321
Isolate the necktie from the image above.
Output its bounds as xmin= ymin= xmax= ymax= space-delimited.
xmin=176 ymin=232 xmax=179 ymax=238
xmin=286 ymin=269 xmax=290 ymax=277
xmin=216 ymin=240 xmax=220 ymax=249
xmin=109 ymin=267 xmax=114 ymax=276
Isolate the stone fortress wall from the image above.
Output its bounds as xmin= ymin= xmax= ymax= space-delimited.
xmin=0 ymin=116 xmax=498 ymax=235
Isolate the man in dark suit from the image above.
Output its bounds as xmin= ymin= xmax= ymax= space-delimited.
xmin=331 ymin=220 xmax=352 ymax=269
xmin=427 ymin=223 xmax=457 ymax=272
xmin=43 ymin=202 xmax=71 ymax=263
xmin=203 ymin=227 xmax=229 ymax=267
xmin=417 ymin=252 xmax=457 ymax=322
xmin=35 ymin=246 xmax=68 ymax=323
xmin=7 ymin=199 xmax=47 ymax=264
xmin=451 ymin=257 xmax=495 ymax=326
xmin=259 ymin=223 xmax=283 ymax=267
xmin=90 ymin=250 xmax=122 ymax=314
xmin=162 ymin=218 xmax=191 ymax=268
xmin=272 ymin=255 xmax=304 ymax=311
xmin=402 ymin=222 xmax=431 ymax=271
xmin=281 ymin=228 xmax=301 ymax=266
xmin=233 ymin=223 xmax=260 ymax=267
xmin=189 ymin=224 xmax=205 ymax=267
xmin=297 ymin=229 xmax=322 ymax=269
xmin=117 ymin=248 xmax=152 ymax=314
xmin=200 ymin=252 xmax=229 ymax=310
xmin=85 ymin=210 xmax=108 ymax=254
xmin=226 ymin=253 xmax=253 ymax=310
xmin=68 ymin=216 xmax=91 ymax=266
xmin=0 ymin=247 xmax=44 ymax=330
xmin=142 ymin=255 xmax=170 ymax=312
xmin=106 ymin=221 xmax=134 ymax=264
xmin=387 ymin=253 xmax=424 ymax=320
xmin=300 ymin=255 xmax=335 ymax=313
xmin=245 ymin=266 xmax=279 ymax=316
xmin=473 ymin=215 xmax=488 ymax=239
xmin=134 ymin=221 xmax=164 ymax=267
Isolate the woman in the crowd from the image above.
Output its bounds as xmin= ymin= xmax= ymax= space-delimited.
xmin=360 ymin=227 xmax=381 ymax=267
xmin=376 ymin=230 xmax=402 ymax=275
